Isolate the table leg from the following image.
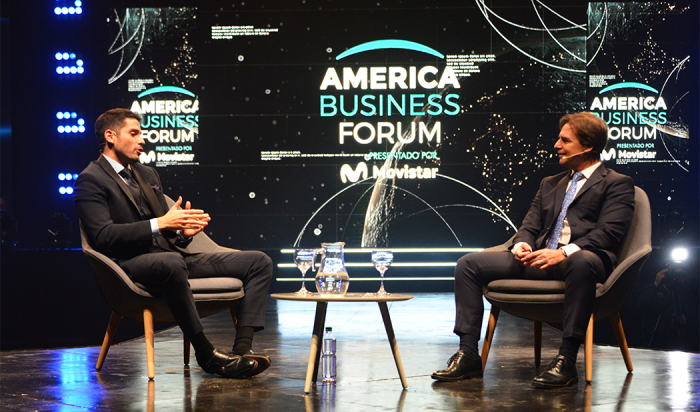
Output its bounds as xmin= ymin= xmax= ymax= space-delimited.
xmin=378 ymin=302 xmax=408 ymax=389
xmin=304 ymin=301 xmax=328 ymax=393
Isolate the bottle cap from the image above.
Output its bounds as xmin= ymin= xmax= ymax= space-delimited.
xmin=325 ymin=327 xmax=332 ymax=332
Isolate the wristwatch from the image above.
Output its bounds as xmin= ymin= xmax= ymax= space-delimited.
xmin=559 ymin=247 xmax=568 ymax=257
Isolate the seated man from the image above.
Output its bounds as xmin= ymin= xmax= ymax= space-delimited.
xmin=75 ymin=108 xmax=273 ymax=378
xmin=432 ymin=112 xmax=635 ymax=388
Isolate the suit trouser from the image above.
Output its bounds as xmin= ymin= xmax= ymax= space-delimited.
xmin=454 ymin=250 xmax=608 ymax=343
xmin=120 ymin=250 xmax=273 ymax=338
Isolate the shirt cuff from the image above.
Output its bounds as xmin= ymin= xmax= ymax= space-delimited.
xmin=561 ymin=243 xmax=581 ymax=257
xmin=512 ymin=242 xmax=525 ymax=255
xmin=149 ymin=218 xmax=160 ymax=236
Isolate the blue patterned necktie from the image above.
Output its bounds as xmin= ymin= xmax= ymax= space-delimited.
xmin=546 ymin=172 xmax=585 ymax=249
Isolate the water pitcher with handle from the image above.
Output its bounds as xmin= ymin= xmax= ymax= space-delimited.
xmin=313 ymin=242 xmax=350 ymax=296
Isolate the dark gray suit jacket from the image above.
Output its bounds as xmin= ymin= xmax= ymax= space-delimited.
xmin=513 ymin=164 xmax=635 ymax=269
xmin=74 ymin=156 xmax=186 ymax=260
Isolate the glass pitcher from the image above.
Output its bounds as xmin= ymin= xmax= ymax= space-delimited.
xmin=313 ymin=242 xmax=350 ymax=296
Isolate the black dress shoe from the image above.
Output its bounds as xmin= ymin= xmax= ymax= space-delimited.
xmin=431 ymin=350 xmax=483 ymax=382
xmin=197 ymin=349 xmax=258 ymax=378
xmin=231 ymin=350 xmax=271 ymax=377
xmin=532 ymin=355 xmax=578 ymax=388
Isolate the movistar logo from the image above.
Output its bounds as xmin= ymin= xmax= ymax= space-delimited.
xmin=140 ymin=151 xmax=156 ymax=164
xmin=600 ymin=148 xmax=616 ymax=161
xmin=340 ymin=162 xmax=368 ymax=183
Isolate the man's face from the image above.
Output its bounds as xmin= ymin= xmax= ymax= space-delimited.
xmin=554 ymin=123 xmax=591 ymax=170
xmin=106 ymin=118 xmax=144 ymax=165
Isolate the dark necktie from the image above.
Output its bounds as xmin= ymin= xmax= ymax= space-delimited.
xmin=546 ymin=172 xmax=585 ymax=249
xmin=120 ymin=168 xmax=172 ymax=251
xmin=119 ymin=168 xmax=141 ymax=204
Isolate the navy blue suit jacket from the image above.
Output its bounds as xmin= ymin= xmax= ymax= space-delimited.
xmin=513 ymin=164 xmax=635 ymax=269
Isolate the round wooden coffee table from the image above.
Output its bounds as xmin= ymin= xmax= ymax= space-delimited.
xmin=271 ymin=292 xmax=414 ymax=393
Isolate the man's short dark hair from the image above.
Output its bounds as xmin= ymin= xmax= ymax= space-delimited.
xmin=559 ymin=112 xmax=609 ymax=155
xmin=95 ymin=108 xmax=141 ymax=150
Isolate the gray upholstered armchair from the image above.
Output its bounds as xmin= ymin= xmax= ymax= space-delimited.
xmin=479 ymin=186 xmax=652 ymax=383
xmin=80 ymin=195 xmax=245 ymax=379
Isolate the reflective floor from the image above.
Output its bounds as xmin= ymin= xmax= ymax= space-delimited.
xmin=2 ymin=293 xmax=700 ymax=411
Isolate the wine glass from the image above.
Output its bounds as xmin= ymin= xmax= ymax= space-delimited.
xmin=371 ymin=250 xmax=393 ymax=296
xmin=293 ymin=249 xmax=315 ymax=295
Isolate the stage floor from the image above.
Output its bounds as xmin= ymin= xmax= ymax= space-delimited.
xmin=2 ymin=293 xmax=699 ymax=411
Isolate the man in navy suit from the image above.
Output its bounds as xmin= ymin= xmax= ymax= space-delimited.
xmin=75 ymin=108 xmax=273 ymax=378
xmin=432 ymin=112 xmax=635 ymax=388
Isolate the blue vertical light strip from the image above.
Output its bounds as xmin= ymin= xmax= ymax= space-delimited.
xmin=54 ymin=1 xmax=83 ymax=15
xmin=53 ymin=4 xmax=84 ymax=199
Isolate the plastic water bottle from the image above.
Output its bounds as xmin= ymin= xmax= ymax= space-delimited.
xmin=322 ymin=327 xmax=336 ymax=383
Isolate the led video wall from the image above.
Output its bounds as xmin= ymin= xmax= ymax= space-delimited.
xmin=106 ymin=1 xmax=694 ymax=252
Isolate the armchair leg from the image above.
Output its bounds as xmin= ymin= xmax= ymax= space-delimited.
xmin=480 ymin=306 xmax=500 ymax=371
xmin=534 ymin=321 xmax=542 ymax=368
xmin=585 ymin=314 xmax=594 ymax=383
xmin=610 ymin=313 xmax=633 ymax=372
xmin=144 ymin=308 xmax=155 ymax=380
xmin=96 ymin=311 xmax=121 ymax=371
xmin=184 ymin=336 xmax=191 ymax=366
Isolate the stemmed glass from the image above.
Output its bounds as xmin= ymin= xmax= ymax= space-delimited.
xmin=293 ymin=249 xmax=315 ymax=296
xmin=371 ymin=250 xmax=393 ymax=296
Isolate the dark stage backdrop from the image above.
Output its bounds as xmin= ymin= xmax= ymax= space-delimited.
xmin=105 ymin=2 xmax=696 ymax=252
xmin=3 ymin=1 xmax=698 ymax=350
xmin=0 ymin=14 xmax=12 ymax=216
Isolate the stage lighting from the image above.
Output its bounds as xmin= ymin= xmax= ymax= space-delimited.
xmin=57 ymin=111 xmax=86 ymax=134
xmin=58 ymin=173 xmax=78 ymax=196
xmin=55 ymin=1 xmax=83 ymax=15
xmin=55 ymin=52 xmax=84 ymax=76
xmin=671 ymin=247 xmax=688 ymax=263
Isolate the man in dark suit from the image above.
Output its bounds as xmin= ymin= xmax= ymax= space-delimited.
xmin=75 ymin=108 xmax=273 ymax=378
xmin=432 ymin=112 xmax=635 ymax=388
